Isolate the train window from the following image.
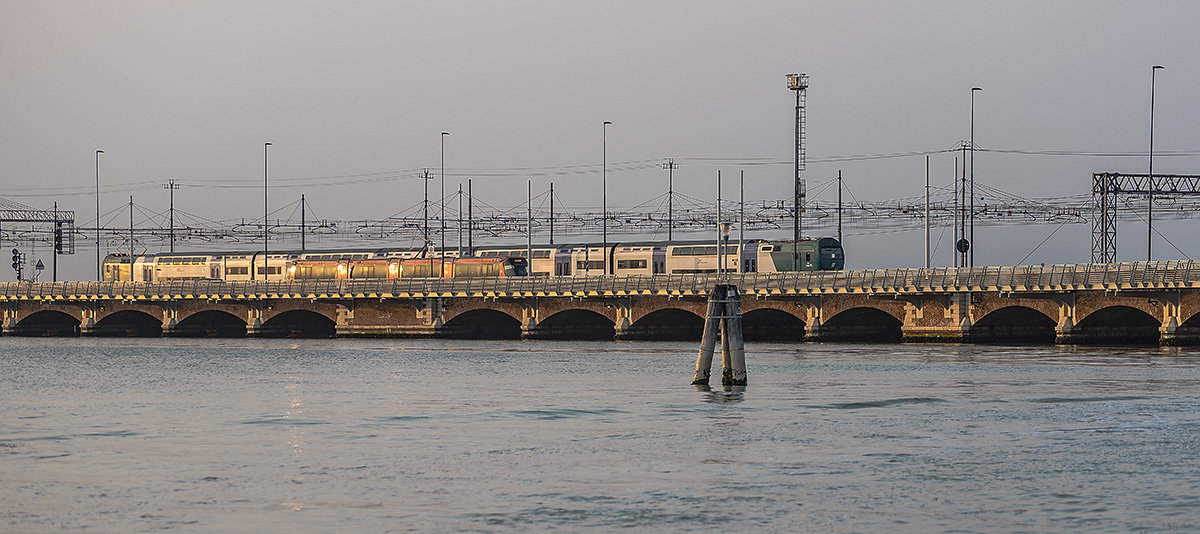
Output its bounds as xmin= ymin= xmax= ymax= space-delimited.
xmin=616 ymin=259 xmax=647 ymax=269
xmin=672 ymin=246 xmax=719 ymax=256
xmin=576 ymin=260 xmax=604 ymax=270
xmin=805 ymin=253 xmax=811 ymax=263
xmin=533 ymin=250 xmax=551 ymax=258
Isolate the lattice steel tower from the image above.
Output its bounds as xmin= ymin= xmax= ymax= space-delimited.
xmin=787 ymin=73 xmax=809 ymax=269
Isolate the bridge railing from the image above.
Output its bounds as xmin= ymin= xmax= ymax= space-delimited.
xmin=2 ymin=261 xmax=1199 ymax=299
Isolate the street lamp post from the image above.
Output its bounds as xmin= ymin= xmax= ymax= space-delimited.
xmin=262 ymin=142 xmax=271 ymax=280
xmin=1149 ymin=65 xmax=1164 ymax=261
xmin=441 ymin=131 xmax=449 ymax=277
xmin=970 ymin=86 xmax=982 ymax=268
xmin=95 ymin=149 xmax=104 ymax=280
xmin=602 ymin=121 xmax=611 ymax=275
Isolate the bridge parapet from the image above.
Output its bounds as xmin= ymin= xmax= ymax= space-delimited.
xmin=2 ymin=261 xmax=1198 ymax=301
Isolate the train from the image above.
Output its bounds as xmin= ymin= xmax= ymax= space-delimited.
xmin=100 ymin=238 xmax=844 ymax=282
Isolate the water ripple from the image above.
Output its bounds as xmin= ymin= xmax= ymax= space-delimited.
xmin=820 ymin=397 xmax=947 ymax=409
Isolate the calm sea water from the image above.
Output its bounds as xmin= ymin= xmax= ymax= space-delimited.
xmin=2 ymin=338 xmax=1199 ymax=532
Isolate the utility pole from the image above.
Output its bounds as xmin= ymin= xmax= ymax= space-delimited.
xmin=953 ymin=156 xmax=959 ymax=267
xmin=467 ymin=179 xmax=473 ymax=257
xmin=95 ymin=149 xmax=104 ymax=281
xmin=263 ymin=142 xmax=271 ymax=281
xmin=423 ymin=169 xmax=432 ymax=275
xmin=836 ymin=170 xmax=843 ymax=244
xmin=663 ymin=158 xmax=678 ymax=243
xmin=959 ymin=142 xmax=969 ymax=268
xmin=924 ymin=156 xmax=930 ymax=269
xmin=128 ymin=196 xmax=134 ymax=277
xmin=716 ymin=170 xmax=722 ymax=276
xmin=52 ymin=202 xmax=58 ymax=282
xmin=549 ymin=182 xmax=555 ymax=246
xmin=1149 ymin=65 xmax=1164 ymax=261
xmin=527 ymin=179 xmax=533 ymax=265
xmin=970 ymin=86 xmax=982 ymax=267
xmin=739 ymin=170 xmax=744 ymax=273
xmin=300 ymin=194 xmax=306 ymax=251
xmin=164 ymin=179 xmax=179 ymax=253
xmin=457 ymin=183 xmax=463 ymax=257
xmin=440 ymin=131 xmax=449 ymax=278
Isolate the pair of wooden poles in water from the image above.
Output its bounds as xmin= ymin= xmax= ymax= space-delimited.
xmin=691 ymin=284 xmax=748 ymax=387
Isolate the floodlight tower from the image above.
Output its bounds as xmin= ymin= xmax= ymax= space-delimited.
xmin=787 ymin=73 xmax=809 ymax=270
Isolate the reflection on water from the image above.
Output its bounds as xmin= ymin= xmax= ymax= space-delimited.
xmin=1 ymin=337 xmax=1199 ymax=532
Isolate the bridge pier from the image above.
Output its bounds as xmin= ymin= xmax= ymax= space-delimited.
xmin=160 ymin=306 xmax=178 ymax=337
xmin=611 ymin=305 xmax=635 ymax=340
xmin=899 ymin=294 xmax=970 ymax=343
xmin=1 ymin=308 xmax=17 ymax=336
xmin=1054 ymin=298 xmax=1077 ymax=344
xmin=520 ymin=305 xmax=544 ymax=339
xmin=796 ymin=297 xmax=823 ymax=341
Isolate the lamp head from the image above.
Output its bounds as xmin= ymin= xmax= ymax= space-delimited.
xmin=1153 ymin=65 xmax=1165 ymax=70
xmin=719 ymin=222 xmax=733 ymax=238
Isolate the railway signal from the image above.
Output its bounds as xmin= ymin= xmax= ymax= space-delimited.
xmin=11 ymin=248 xmax=23 ymax=281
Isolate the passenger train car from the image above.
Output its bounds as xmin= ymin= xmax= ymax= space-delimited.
xmin=101 ymin=238 xmax=843 ymax=282
xmin=477 ymin=238 xmax=844 ymax=277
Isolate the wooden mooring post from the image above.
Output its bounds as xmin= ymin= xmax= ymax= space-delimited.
xmin=692 ymin=284 xmax=747 ymax=387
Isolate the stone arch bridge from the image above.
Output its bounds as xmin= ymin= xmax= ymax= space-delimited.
xmin=3 ymin=262 xmax=1200 ymax=345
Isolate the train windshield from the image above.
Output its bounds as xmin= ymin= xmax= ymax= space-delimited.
xmin=505 ymin=258 xmax=529 ymax=276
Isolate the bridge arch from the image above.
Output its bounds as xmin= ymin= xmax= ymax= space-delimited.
xmin=819 ymin=307 xmax=902 ymax=342
xmin=970 ymin=306 xmax=1056 ymax=344
xmin=442 ymin=309 xmax=521 ymax=339
xmin=174 ymin=310 xmax=247 ymax=337
xmin=1072 ymin=305 xmax=1160 ymax=345
xmin=13 ymin=310 xmax=80 ymax=337
xmin=622 ymin=308 xmax=704 ymax=340
xmin=259 ymin=310 xmax=336 ymax=338
xmin=536 ymin=309 xmax=615 ymax=340
xmin=91 ymin=310 xmax=162 ymax=337
xmin=742 ymin=308 xmax=806 ymax=342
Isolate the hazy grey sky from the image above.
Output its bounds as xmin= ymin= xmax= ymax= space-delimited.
xmin=3 ymin=1 xmax=1199 ymax=279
